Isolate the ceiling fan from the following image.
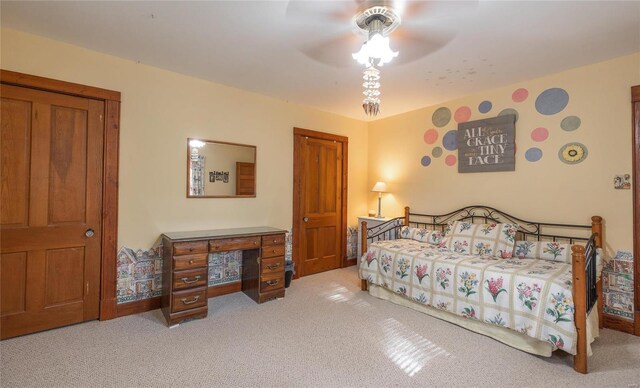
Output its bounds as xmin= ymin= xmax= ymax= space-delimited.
xmin=286 ymin=0 xmax=474 ymax=116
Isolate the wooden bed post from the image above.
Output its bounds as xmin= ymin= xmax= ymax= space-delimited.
xmin=591 ymin=216 xmax=604 ymax=329
xmin=404 ymin=206 xmax=410 ymax=226
xmin=572 ymin=245 xmax=588 ymax=374
xmin=591 ymin=216 xmax=603 ymax=248
xmin=360 ymin=220 xmax=368 ymax=291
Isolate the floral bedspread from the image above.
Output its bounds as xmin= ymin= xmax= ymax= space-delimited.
xmin=359 ymin=239 xmax=579 ymax=354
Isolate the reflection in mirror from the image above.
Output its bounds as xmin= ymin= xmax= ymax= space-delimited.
xmin=188 ymin=139 xmax=256 ymax=197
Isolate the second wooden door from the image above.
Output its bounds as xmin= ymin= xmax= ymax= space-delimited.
xmin=294 ymin=130 xmax=345 ymax=277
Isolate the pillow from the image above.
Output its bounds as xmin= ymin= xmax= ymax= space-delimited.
xmin=513 ymin=240 xmax=572 ymax=263
xmin=399 ymin=226 xmax=443 ymax=246
xmin=442 ymin=221 xmax=518 ymax=258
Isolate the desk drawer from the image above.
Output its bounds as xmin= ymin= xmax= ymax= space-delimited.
xmin=173 ymin=253 xmax=208 ymax=271
xmin=174 ymin=241 xmax=208 ymax=256
xmin=262 ymin=244 xmax=285 ymax=258
xmin=172 ymin=287 xmax=207 ymax=313
xmin=262 ymin=234 xmax=286 ymax=246
xmin=173 ymin=268 xmax=208 ymax=291
xmin=261 ymin=256 xmax=284 ymax=275
xmin=209 ymin=237 xmax=260 ymax=252
xmin=260 ymin=273 xmax=285 ymax=293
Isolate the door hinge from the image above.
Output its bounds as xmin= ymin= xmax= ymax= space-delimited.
xmin=86 ymin=282 xmax=89 ymax=295
xmin=99 ymin=114 xmax=104 ymax=122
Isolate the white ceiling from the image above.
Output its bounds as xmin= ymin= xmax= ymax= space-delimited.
xmin=2 ymin=1 xmax=639 ymax=121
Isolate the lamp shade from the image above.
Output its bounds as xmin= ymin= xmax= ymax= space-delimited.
xmin=371 ymin=181 xmax=387 ymax=193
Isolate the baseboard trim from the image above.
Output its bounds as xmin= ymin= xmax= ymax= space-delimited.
xmin=345 ymin=258 xmax=357 ymax=267
xmin=113 ymin=282 xmax=244 ymax=318
xmin=116 ymin=296 xmax=161 ymax=318
xmin=208 ymin=281 xmax=241 ymax=298
xmin=602 ymin=313 xmax=636 ymax=335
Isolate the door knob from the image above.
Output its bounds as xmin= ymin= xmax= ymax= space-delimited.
xmin=303 ymin=217 xmax=309 ymax=222
xmin=85 ymin=229 xmax=95 ymax=238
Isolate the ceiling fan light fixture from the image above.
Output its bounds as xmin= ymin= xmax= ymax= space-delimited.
xmin=352 ymin=6 xmax=401 ymax=117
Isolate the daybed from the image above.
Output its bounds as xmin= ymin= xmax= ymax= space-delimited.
xmin=359 ymin=206 xmax=603 ymax=374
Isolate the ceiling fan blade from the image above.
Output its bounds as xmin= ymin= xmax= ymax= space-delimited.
xmin=299 ymin=32 xmax=363 ymax=68
xmin=399 ymin=0 xmax=478 ymax=23
xmin=390 ymin=27 xmax=455 ymax=65
xmin=286 ymin=0 xmax=359 ymax=24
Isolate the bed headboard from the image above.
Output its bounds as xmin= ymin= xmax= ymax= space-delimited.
xmin=407 ymin=205 xmax=598 ymax=244
xmin=364 ymin=205 xmax=602 ymax=247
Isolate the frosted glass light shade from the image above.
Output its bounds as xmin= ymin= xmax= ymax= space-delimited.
xmin=371 ymin=181 xmax=387 ymax=193
xmin=189 ymin=139 xmax=206 ymax=148
xmin=352 ymin=33 xmax=398 ymax=67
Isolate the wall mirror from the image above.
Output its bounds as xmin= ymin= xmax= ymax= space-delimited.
xmin=187 ymin=138 xmax=256 ymax=198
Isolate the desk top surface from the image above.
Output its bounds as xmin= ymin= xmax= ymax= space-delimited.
xmin=162 ymin=226 xmax=287 ymax=241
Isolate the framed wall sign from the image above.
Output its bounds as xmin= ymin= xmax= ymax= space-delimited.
xmin=457 ymin=114 xmax=516 ymax=173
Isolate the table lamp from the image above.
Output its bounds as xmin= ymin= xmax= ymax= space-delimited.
xmin=371 ymin=181 xmax=387 ymax=218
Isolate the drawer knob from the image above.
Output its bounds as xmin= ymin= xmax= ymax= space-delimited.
xmin=266 ymin=263 xmax=280 ymax=270
xmin=254 ymin=241 xmax=258 ymax=245
xmin=189 ymin=259 xmax=195 ymax=264
xmin=181 ymin=276 xmax=201 ymax=284
xmin=181 ymin=296 xmax=200 ymax=305
xmin=273 ymin=239 xmax=277 ymax=243
xmin=266 ymin=279 xmax=280 ymax=286
xmin=214 ymin=246 xmax=220 ymax=249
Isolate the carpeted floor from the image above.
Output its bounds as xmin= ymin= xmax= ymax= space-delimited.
xmin=1 ymin=267 xmax=639 ymax=387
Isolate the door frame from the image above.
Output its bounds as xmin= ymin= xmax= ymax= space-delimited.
xmin=632 ymin=85 xmax=640 ymax=335
xmin=1 ymin=70 xmax=121 ymax=321
xmin=292 ymin=127 xmax=348 ymax=279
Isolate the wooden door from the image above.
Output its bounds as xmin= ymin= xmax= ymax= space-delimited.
xmin=293 ymin=128 xmax=347 ymax=277
xmin=632 ymin=85 xmax=640 ymax=334
xmin=236 ymin=162 xmax=255 ymax=196
xmin=1 ymin=84 xmax=104 ymax=339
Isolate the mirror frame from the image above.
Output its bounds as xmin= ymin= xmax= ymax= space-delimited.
xmin=186 ymin=138 xmax=257 ymax=198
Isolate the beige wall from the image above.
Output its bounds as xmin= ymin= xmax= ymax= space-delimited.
xmin=2 ymin=28 xmax=638 ymax=255
xmin=1 ymin=28 xmax=369 ymax=248
xmin=368 ymin=53 xmax=640 ymax=255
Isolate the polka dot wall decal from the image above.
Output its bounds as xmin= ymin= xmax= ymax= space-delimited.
xmin=421 ymin=156 xmax=432 ymax=167
xmin=454 ymin=106 xmax=472 ymax=123
xmin=478 ymin=100 xmax=492 ymax=113
xmin=559 ymin=142 xmax=588 ymax=164
xmin=423 ymin=129 xmax=439 ymax=144
xmin=512 ymin=88 xmax=529 ymax=103
xmin=498 ymin=108 xmax=519 ymax=122
xmin=442 ymin=130 xmax=458 ymax=151
xmin=560 ymin=116 xmax=581 ymax=132
xmin=525 ymin=147 xmax=543 ymax=162
xmin=432 ymin=107 xmax=452 ymax=127
xmin=432 ymin=146 xmax=443 ymax=158
xmin=535 ymin=88 xmax=569 ymax=115
xmin=531 ymin=127 xmax=549 ymax=142
xmin=445 ymin=155 xmax=457 ymax=166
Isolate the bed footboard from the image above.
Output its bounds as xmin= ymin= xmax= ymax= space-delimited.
xmin=571 ymin=216 xmax=602 ymax=374
xmin=360 ymin=213 xmax=408 ymax=291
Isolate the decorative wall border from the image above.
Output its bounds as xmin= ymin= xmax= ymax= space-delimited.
xmin=117 ymin=228 xmax=357 ymax=304
xmin=602 ymin=251 xmax=635 ymax=320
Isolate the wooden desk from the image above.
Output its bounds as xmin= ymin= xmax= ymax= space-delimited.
xmin=161 ymin=226 xmax=287 ymax=326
